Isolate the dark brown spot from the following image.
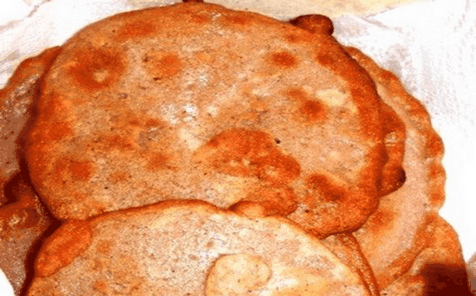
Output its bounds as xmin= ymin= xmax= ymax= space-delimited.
xmin=67 ymin=47 xmax=125 ymax=92
xmin=315 ymin=53 xmax=335 ymax=67
xmin=307 ymin=174 xmax=347 ymax=202
xmin=269 ymin=51 xmax=298 ymax=68
xmin=146 ymin=152 xmax=174 ymax=171
xmin=69 ymin=161 xmax=94 ymax=182
xmin=420 ymin=264 xmax=472 ymax=295
xmin=53 ymin=157 xmax=95 ymax=183
xmin=379 ymin=105 xmax=406 ymax=196
xmin=285 ymin=88 xmax=327 ymax=123
xmin=380 ymin=166 xmax=406 ymax=197
xmin=301 ymin=100 xmax=326 ymax=122
xmin=143 ymin=53 xmax=182 ymax=80
xmin=289 ymin=14 xmax=334 ymax=35
xmin=201 ymin=129 xmax=301 ymax=184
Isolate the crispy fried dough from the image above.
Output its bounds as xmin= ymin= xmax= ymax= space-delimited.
xmin=26 ymin=3 xmax=390 ymax=239
xmin=322 ymin=232 xmax=380 ymax=296
xmin=378 ymin=103 xmax=406 ymax=197
xmin=0 ymin=48 xmax=61 ymax=295
xmin=0 ymin=47 xmax=61 ymax=205
xmin=232 ymin=193 xmax=380 ymax=295
xmin=26 ymin=201 xmax=370 ymax=296
xmin=288 ymin=13 xmax=407 ymax=210
xmin=0 ymin=175 xmax=57 ymax=296
xmin=345 ymin=47 xmax=467 ymax=292
xmin=381 ymin=216 xmax=471 ymax=295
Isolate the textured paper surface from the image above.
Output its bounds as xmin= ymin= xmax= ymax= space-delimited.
xmin=1 ymin=0 xmax=475 ymax=294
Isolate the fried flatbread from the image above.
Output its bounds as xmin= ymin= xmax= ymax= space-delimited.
xmin=26 ymin=2 xmax=390 ymax=240
xmin=26 ymin=201 xmax=370 ymax=295
xmin=232 ymin=186 xmax=381 ymax=296
xmin=0 ymin=47 xmax=61 ymax=295
xmin=381 ymin=216 xmax=471 ymax=295
xmin=0 ymin=47 xmax=60 ymax=205
xmin=346 ymin=47 xmax=468 ymax=293
xmin=0 ymin=175 xmax=57 ymax=296
xmin=322 ymin=232 xmax=380 ymax=296
xmin=287 ymin=13 xmax=406 ymax=209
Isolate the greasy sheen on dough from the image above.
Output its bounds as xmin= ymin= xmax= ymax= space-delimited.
xmin=25 ymin=2 xmax=397 ymax=240
xmin=26 ymin=201 xmax=370 ymax=296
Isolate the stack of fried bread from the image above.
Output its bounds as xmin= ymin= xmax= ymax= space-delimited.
xmin=0 ymin=1 xmax=471 ymax=295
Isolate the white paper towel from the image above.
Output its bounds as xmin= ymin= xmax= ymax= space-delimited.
xmin=0 ymin=268 xmax=14 ymax=296
xmin=1 ymin=0 xmax=475 ymax=294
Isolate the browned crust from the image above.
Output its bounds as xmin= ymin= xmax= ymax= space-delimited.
xmin=28 ymin=200 xmax=370 ymax=295
xmin=322 ymin=232 xmax=380 ymax=296
xmin=345 ymin=47 xmax=451 ymax=291
xmin=0 ymin=47 xmax=61 ymax=108
xmin=0 ymin=175 xmax=57 ymax=296
xmin=345 ymin=46 xmax=445 ymax=210
xmin=287 ymin=14 xmax=405 ymax=237
xmin=0 ymin=47 xmax=61 ymax=295
xmin=378 ymin=103 xmax=406 ymax=197
xmin=26 ymin=3 xmax=389 ymax=241
xmin=381 ymin=216 xmax=471 ymax=295
xmin=0 ymin=47 xmax=61 ymax=205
